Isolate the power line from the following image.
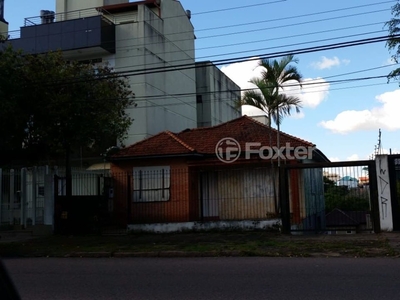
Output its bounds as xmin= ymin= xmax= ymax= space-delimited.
xmin=195 ymin=0 xmax=395 ymax=32
xmin=196 ymin=8 xmax=390 ymax=40
xmin=112 ymin=21 xmax=388 ymax=71
xmin=8 ymin=1 xmax=393 ymax=73
xmin=101 ymin=6 xmax=391 ymax=62
xmin=195 ymin=30 xmax=386 ymax=61
xmin=74 ymin=72 xmax=393 ymax=106
xmin=32 ymin=33 xmax=399 ymax=87
xmin=192 ymin=0 xmax=287 ymax=16
xmin=116 ymin=35 xmax=399 ymax=77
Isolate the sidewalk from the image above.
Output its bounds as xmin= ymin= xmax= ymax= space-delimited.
xmin=0 ymin=231 xmax=398 ymax=258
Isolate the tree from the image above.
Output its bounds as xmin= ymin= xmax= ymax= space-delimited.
xmin=0 ymin=46 xmax=30 ymax=163
xmin=0 ymin=46 xmax=135 ymax=193
xmin=239 ymin=55 xmax=303 ymax=166
xmin=386 ymin=2 xmax=400 ymax=81
xmin=258 ymin=55 xmax=303 ymax=167
xmin=238 ymin=55 xmax=302 ymax=211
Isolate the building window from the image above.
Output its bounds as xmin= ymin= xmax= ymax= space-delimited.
xmin=133 ymin=166 xmax=170 ymax=202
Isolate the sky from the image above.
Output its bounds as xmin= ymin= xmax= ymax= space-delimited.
xmin=3 ymin=0 xmax=400 ymax=162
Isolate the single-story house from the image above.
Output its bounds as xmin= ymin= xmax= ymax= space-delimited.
xmin=337 ymin=176 xmax=359 ymax=189
xmin=108 ymin=116 xmax=330 ymax=229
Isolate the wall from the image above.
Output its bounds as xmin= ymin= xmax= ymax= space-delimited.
xmin=0 ymin=20 xmax=7 ymax=38
xmin=196 ymin=61 xmax=241 ymax=127
xmin=110 ymin=158 xmax=195 ymax=226
xmin=114 ymin=0 xmax=197 ymax=145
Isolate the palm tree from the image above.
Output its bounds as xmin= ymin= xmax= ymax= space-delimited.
xmin=258 ymin=55 xmax=303 ymax=166
xmin=238 ymin=55 xmax=303 ymax=212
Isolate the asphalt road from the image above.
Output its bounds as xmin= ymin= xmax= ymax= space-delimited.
xmin=3 ymin=257 xmax=400 ymax=300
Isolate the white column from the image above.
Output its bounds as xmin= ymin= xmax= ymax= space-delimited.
xmin=44 ymin=166 xmax=54 ymax=226
xmin=32 ymin=167 xmax=37 ymax=226
xmin=9 ymin=169 xmax=14 ymax=225
xmin=376 ymin=155 xmax=393 ymax=231
xmin=20 ymin=168 xmax=27 ymax=227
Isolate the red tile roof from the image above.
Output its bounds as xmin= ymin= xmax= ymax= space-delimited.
xmin=112 ymin=116 xmax=316 ymax=159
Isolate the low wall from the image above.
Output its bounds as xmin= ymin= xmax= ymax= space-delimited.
xmin=128 ymin=219 xmax=281 ymax=233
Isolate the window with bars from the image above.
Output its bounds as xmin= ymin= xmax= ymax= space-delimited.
xmin=133 ymin=166 xmax=170 ymax=202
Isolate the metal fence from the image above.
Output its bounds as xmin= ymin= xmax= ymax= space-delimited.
xmin=1 ymin=162 xmax=381 ymax=234
xmin=0 ymin=166 xmax=111 ymax=231
xmin=109 ymin=167 xmax=282 ymax=226
xmin=280 ymin=160 xmax=378 ymax=235
xmin=108 ymin=163 xmax=379 ymax=235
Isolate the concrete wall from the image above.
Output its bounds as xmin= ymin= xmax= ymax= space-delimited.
xmin=196 ymin=61 xmax=242 ymax=127
xmin=118 ymin=0 xmax=196 ymax=145
xmin=376 ymin=155 xmax=393 ymax=231
xmin=46 ymin=0 xmax=198 ymax=146
xmin=0 ymin=20 xmax=7 ymax=38
xmin=128 ymin=219 xmax=281 ymax=233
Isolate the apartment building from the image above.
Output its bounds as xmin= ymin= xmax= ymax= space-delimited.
xmin=1 ymin=0 xmax=241 ymax=146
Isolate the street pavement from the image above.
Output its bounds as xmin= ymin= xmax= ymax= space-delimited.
xmin=4 ymin=257 xmax=400 ymax=300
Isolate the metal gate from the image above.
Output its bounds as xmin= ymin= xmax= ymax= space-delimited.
xmin=280 ymin=160 xmax=380 ymax=234
xmin=388 ymin=155 xmax=400 ymax=231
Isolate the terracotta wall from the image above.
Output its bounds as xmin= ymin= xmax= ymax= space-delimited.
xmin=110 ymin=158 xmax=198 ymax=225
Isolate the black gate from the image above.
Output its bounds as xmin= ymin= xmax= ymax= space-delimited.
xmin=389 ymin=155 xmax=400 ymax=231
xmin=53 ymin=175 xmax=113 ymax=235
xmin=280 ymin=160 xmax=380 ymax=234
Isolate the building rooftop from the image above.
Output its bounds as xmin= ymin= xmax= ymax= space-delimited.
xmin=111 ymin=115 xmax=328 ymax=161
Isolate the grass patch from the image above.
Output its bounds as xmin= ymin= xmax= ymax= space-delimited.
xmin=0 ymin=232 xmax=395 ymax=258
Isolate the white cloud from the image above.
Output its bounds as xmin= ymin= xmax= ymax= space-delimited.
xmin=220 ymin=58 xmax=263 ymax=91
xmin=385 ymin=57 xmax=397 ymax=65
xmin=220 ymin=59 xmax=330 ymax=117
xmin=284 ymin=77 xmax=330 ymax=109
xmin=320 ymin=89 xmax=400 ymax=134
xmin=311 ymin=56 xmax=350 ymax=70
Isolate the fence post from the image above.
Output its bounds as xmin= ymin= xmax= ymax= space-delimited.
xmin=20 ymin=168 xmax=27 ymax=227
xmin=279 ymin=167 xmax=291 ymax=234
xmin=32 ymin=167 xmax=37 ymax=226
xmin=44 ymin=166 xmax=54 ymax=227
xmin=0 ymin=168 xmax=2 ymax=225
xmin=369 ymin=161 xmax=381 ymax=233
xmin=127 ymin=174 xmax=132 ymax=225
xmin=199 ymin=171 xmax=204 ymax=221
xmin=9 ymin=169 xmax=14 ymax=225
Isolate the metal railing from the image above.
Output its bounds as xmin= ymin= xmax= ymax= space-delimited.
xmin=24 ymin=8 xmax=106 ymax=26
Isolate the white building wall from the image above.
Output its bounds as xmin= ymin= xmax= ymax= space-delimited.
xmin=196 ymin=62 xmax=241 ymax=127
xmin=113 ymin=0 xmax=197 ymax=145
xmin=52 ymin=0 xmax=197 ymax=146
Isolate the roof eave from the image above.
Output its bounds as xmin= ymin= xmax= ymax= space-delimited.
xmin=108 ymin=153 xmax=203 ymax=162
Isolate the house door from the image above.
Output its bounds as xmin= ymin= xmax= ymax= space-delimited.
xmin=200 ymin=171 xmax=219 ymax=220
